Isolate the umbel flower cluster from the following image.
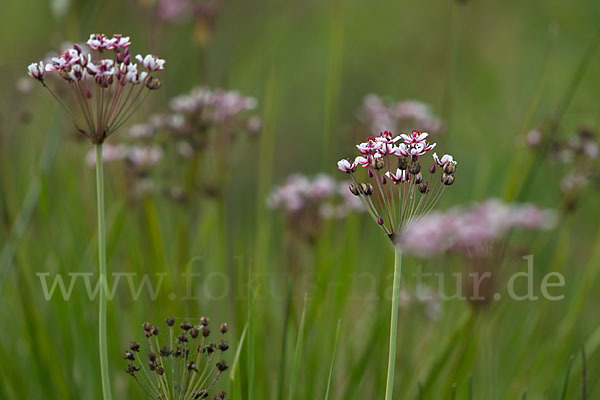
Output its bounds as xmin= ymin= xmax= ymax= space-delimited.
xmin=267 ymin=173 xmax=363 ymax=241
xmin=124 ymin=316 xmax=230 ymax=399
xmin=337 ymin=129 xmax=457 ymax=242
xmin=27 ymin=34 xmax=165 ymax=144
xmin=360 ymin=94 xmax=444 ymax=135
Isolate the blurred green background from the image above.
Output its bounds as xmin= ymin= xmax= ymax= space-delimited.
xmin=1 ymin=0 xmax=600 ymax=398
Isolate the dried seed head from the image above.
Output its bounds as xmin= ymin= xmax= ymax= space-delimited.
xmin=177 ymin=333 xmax=189 ymax=343
xmin=200 ymin=316 xmax=210 ymax=326
xmin=180 ymin=321 xmax=193 ymax=331
xmin=202 ymin=327 xmax=211 ymax=338
xmin=418 ymin=182 xmax=429 ymax=194
xmin=218 ymin=340 xmax=229 ymax=351
xmin=220 ymin=323 xmax=228 ymax=334
xmin=126 ymin=364 xmax=140 ymax=376
xmin=148 ymin=352 xmax=157 ymax=362
xmin=190 ymin=328 xmax=199 ymax=339
xmin=156 ymin=366 xmax=165 ymax=375
xmin=216 ymin=360 xmax=229 ymax=372
xmin=160 ymin=346 xmax=172 ymax=357
xmin=166 ymin=316 xmax=175 ymax=326
xmin=150 ymin=325 xmax=159 ymax=336
xmin=130 ymin=341 xmax=140 ymax=352
xmin=143 ymin=322 xmax=152 ymax=332
xmin=123 ymin=351 xmax=135 ymax=361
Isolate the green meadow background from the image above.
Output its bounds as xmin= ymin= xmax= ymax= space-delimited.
xmin=1 ymin=0 xmax=600 ymax=398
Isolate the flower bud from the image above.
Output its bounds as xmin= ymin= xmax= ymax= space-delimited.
xmin=349 ymin=183 xmax=360 ymax=196
xmin=220 ymin=323 xmax=229 ymax=334
xmin=381 ymin=174 xmax=387 ymax=185
xmin=368 ymin=169 xmax=374 ymax=178
xmin=418 ymin=182 xmax=429 ymax=194
xmin=377 ymin=216 xmax=384 ymax=225
xmin=166 ymin=316 xmax=175 ymax=326
xmin=429 ymin=164 xmax=436 ymax=174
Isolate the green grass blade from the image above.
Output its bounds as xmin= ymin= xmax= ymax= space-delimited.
xmin=324 ymin=319 xmax=341 ymax=400
xmin=560 ymin=355 xmax=575 ymax=400
xmin=289 ymin=294 xmax=308 ymax=399
xmin=581 ymin=346 xmax=587 ymax=400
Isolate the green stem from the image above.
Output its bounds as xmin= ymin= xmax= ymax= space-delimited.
xmin=95 ymin=144 xmax=112 ymax=400
xmin=385 ymin=246 xmax=402 ymax=400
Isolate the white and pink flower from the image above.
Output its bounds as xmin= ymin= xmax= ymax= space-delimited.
xmin=433 ymin=153 xmax=456 ymax=166
xmin=136 ymin=54 xmax=166 ymax=71
xmin=27 ymin=61 xmax=45 ymax=80
xmin=337 ymin=158 xmax=357 ymax=173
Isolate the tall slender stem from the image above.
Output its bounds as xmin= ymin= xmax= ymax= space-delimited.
xmin=385 ymin=246 xmax=402 ymax=400
xmin=95 ymin=143 xmax=112 ymax=400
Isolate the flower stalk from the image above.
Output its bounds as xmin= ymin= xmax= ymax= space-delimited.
xmin=385 ymin=246 xmax=402 ymax=400
xmin=95 ymin=143 xmax=112 ymax=400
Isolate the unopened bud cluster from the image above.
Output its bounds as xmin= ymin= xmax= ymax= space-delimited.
xmin=124 ymin=316 xmax=230 ymax=399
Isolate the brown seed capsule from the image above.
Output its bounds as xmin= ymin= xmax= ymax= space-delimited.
xmin=150 ymin=326 xmax=159 ymax=336
xmin=216 ymin=360 xmax=229 ymax=372
xmin=220 ymin=323 xmax=228 ymax=334
xmin=443 ymin=161 xmax=456 ymax=175
xmin=349 ymin=183 xmax=360 ymax=196
xmin=166 ymin=316 xmax=175 ymax=326
xmin=143 ymin=322 xmax=152 ymax=332
xmin=160 ymin=346 xmax=172 ymax=357
xmin=145 ymin=76 xmax=162 ymax=90
xmin=156 ymin=367 xmax=165 ymax=375
xmin=123 ymin=351 xmax=135 ymax=361
xmin=441 ymin=173 xmax=455 ymax=185
xmin=202 ymin=327 xmax=211 ymax=338
xmin=148 ymin=352 xmax=157 ymax=362
xmin=130 ymin=341 xmax=141 ymax=352
xmin=414 ymin=173 xmax=423 ymax=184
xmin=371 ymin=157 xmax=385 ymax=170
xmin=398 ymin=157 xmax=409 ymax=170
xmin=418 ymin=182 xmax=429 ymax=194
xmin=200 ymin=316 xmax=210 ymax=326
xmin=361 ymin=183 xmax=374 ymax=196
xmin=178 ymin=333 xmax=189 ymax=343
xmin=218 ymin=340 xmax=229 ymax=351
xmin=190 ymin=328 xmax=199 ymax=339
xmin=218 ymin=391 xmax=227 ymax=399
xmin=408 ymin=161 xmax=421 ymax=174
xmin=180 ymin=321 xmax=192 ymax=331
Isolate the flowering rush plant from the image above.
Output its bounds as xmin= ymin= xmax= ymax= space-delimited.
xmin=337 ymin=129 xmax=457 ymax=243
xmin=27 ymin=34 xmax=165 ymax=400
xmin=337 ymin=128 xmax=456 ymax=400
xmin=27 ymin=34 xmax=165 ymax=144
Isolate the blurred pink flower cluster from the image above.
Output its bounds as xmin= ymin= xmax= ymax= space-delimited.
xmin=399 ymin=199 xmax=556 ymax=257
xmin=360 ymin=94 xmax=444 ymax=135
xmin=267 ymin=174 xmax=363 ymax=220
